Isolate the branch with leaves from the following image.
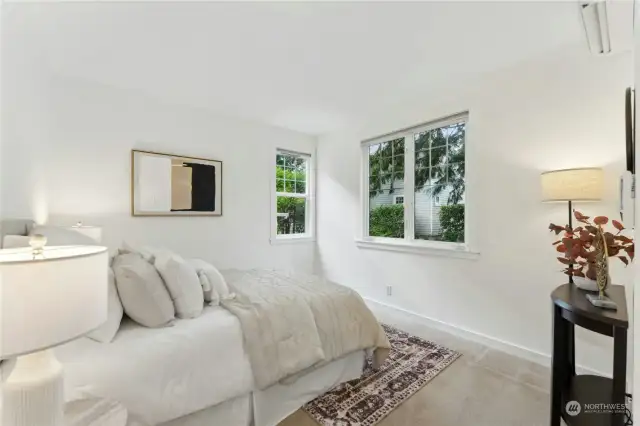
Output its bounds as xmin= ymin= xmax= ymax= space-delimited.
xmin=548 ymin=210 xmax=634 ymax=279
xmin=367 ymin=123 xmax=466 ymax=205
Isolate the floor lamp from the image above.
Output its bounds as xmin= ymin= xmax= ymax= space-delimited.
xmin=0 ymin=242 xmax=108 ymax=426
xmin=541 ymin=167 xmax=604 ymax=284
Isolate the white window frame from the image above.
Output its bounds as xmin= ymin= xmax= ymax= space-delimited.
xmin=393 ymin=195 xmax=404 ymax=205
xmin=358 ymin=112 xmax=478 ymax=258
xmin=271 ymin=148 xmax=316 ymax=244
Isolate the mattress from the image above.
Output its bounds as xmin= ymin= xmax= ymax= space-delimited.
xmin=56 ymin=306 xmax=254 ymax=425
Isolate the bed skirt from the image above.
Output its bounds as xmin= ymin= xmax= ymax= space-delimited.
xmin=158 ymin=350 xmax=365 ymax=426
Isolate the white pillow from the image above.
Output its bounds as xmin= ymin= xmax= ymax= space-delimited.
xmin=2 ymin=235 xmax=31 ymax=248
xmin=87 ymin=268 xmax=123 ymax=343
xmin=154 ymin=252 xmax=204 ymax=319
xmin=119 ymin=242 xmax=166 ymax=264
xmin=112 ymin=253 xmax=175 ymax=328
xmin=187 ymin=259 xmax=232 ymax=303
xmin=31 ymin=225 xmax=97 ymax=246
xmin=195 ymin=270 xmax=220 ymax=305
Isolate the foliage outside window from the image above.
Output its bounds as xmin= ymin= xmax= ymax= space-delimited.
xmin=365 ymin=114 xmax=467 ymax=245
xmin=439 ymin=204 xmax=465 ymax=243
xmin=369 ymin=204 xmax=404 ymax=238
xmin=276 ymin=151 xmax=310 ymax=237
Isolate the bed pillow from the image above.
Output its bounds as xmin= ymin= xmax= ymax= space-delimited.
xmin=87 ymin=268 xmax=123 ymax=343
xmin=2 ymin=235 xmax=31 ymax=248
xmin=112 ymin=253 xmax=175 ymax=327
xmin=118 ymin=242 xmax=167 ymax=264
xmin=154 ymin=252 xmax=204 ymax=319
xmin=187 ymin=259 xmax=232 ymax=303
xmin=31 ymin=225 xmax=97 ymax=246
xmin=194 ymin=270 xmax=220 ymax=305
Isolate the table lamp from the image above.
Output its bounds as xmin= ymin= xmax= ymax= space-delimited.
xmin=0 ymin=241 xmax=108 ymax=426
xmin=541 ymin=167 xmax=603 ymax=283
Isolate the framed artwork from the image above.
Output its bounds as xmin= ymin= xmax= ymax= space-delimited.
xmin=131 ymin=150 xmax=223 ymax=216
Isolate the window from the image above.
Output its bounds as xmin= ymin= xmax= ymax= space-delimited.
xmin=273 ymin=149 xmax=314 ymax=241
xmin=363 ymin=113 xmax=467 ymax=247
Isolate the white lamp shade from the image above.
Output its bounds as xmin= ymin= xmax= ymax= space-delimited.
xmin=541 ymin=168 xmax=604 ymax=202
xmin=0 ymin=245 xmax=108 ymax=359
xmin=69 ymin=225 xmax=102 ymax=243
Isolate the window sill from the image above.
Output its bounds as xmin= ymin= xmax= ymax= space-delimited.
xmin=270 ymin=236 xmax=316 ymax=245
xmin=355 ymin=238 xmax=480 ymax=259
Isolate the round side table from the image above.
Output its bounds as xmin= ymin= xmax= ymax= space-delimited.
xmin=550 ymin=283 xmax=629 ymax=426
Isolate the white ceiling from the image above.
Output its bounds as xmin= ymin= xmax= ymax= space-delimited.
xmin=4 ymin=2 xmax=594 ymax=135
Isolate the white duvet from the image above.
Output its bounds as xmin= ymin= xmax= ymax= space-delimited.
xmin=55 ymin=306 xmax=254 ymax=425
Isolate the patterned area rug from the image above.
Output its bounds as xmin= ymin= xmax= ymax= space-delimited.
xmin=303 ymin=324 xmax=461 ymax=426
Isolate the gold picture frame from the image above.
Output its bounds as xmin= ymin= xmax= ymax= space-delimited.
xmin=131 ymin=149 xmax=223 ymax=217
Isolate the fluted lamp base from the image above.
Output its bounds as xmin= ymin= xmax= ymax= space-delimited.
xmin=2 ymin=349 xmax=64 ymax=426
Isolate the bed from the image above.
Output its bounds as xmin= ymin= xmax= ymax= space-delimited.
xmin=55 ymin=306 xmax=366 ymax=426
xmin=1 ymin=220 xmax=385 ymax=426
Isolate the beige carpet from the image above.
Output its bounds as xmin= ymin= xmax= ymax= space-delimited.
xmin=280 ymin=304 xmax=550 ymax=426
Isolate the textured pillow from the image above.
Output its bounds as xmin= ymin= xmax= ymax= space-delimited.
xmin=87 ymin=268 xmax=123 ymax=343
xmin=118 ymin=242 xmax=165 ymax=264
xmin=154 ymin=252 xmax=204 ymax=319
xmin=187 ymin=259 xmax=232 ymax=303
xmin=2 ymin=235 xmax=31 ymax=248
xmin=195 ymin=270 xmax=220 ymax=305
xmin=31 ymin=225 xmax=96 ymax=246
xmin=112 ymin=253 xmax=175 ymax=327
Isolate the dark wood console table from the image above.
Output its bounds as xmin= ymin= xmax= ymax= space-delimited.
xmin=550 ymin=284 xmax=628 ymax=426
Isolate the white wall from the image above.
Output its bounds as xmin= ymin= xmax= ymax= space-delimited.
xmin=1 ymin=69 xmax=317 ymax=272
xmin=634 ymin=0 xmax=640 ymax=412
xmin=317 ymin=46 xmax=633 ymax=375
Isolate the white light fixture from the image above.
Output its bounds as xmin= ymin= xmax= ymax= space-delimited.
xmin=580 ymin=1 xmax=611 ymax=55
xmin=541 ymin=167 xmax=604 ymax=203
xmin=0 ymin=243 xmax=108 ymax=426
xmin=70 ymin=221 xmax=102 ymax=243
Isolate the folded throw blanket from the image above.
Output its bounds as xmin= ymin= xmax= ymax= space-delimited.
xmin=221 ymin=269 xmax=390 ymax=390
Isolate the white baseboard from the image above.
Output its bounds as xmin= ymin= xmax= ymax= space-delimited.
xmin=364 ymin=297 xmax=607 ymax=377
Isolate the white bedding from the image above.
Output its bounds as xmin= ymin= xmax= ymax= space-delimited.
xmin=56 ymin=306 xmax=254 ymax=425
xmin=160 ymin=350 xmax=366 ymax=426
xmin=222 ymin=269 xmax=390 ymax=390
xmin=252 ymin=350 xmax=366 ymax=426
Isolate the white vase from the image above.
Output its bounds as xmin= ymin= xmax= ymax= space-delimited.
xmin=573 ymin=276 xmax=599 ymax=292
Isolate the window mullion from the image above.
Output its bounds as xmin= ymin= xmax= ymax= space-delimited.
xmin=305 ymin=156 xmax=312 ymax=237
xmin=276 ymin=192 xmax=307 ymax=198
xmin=404 ymin=134 xmax=415 ymax=241
xmin=362 ymin=146 xmax=370 ymax=237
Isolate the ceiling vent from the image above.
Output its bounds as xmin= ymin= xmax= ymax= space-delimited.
xmin=580 ymin=2 xmax=611 ymax=55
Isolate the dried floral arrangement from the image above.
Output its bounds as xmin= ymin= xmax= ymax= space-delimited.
xmin=548 ymin=211 xmax=634 ymax=279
